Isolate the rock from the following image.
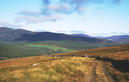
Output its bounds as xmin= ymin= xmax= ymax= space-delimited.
xmin=32 ymin=63 xmax=38 ymax=67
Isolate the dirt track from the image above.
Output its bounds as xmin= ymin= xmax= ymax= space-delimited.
xmin=85 ymin=60 xmax=115 ymax=82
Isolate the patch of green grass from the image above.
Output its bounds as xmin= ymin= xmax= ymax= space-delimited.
xmin=24 ymin=44 xmax=74 ymax=52
xmin=0 ymin=40 xmax=116 ymax=59
xmin=0 ymin=43 xmax=74 ymax=59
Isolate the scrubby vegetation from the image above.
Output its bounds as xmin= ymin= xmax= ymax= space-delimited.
xmin=1 ymin=41 xmax=129 ymax=82
xmin=51 ymin=44 xmax=129 ymax=82
xmin=85 ymin=44 xmax=129 ymax=82
xmin=0 ymin=57 xmax=93 ymax=82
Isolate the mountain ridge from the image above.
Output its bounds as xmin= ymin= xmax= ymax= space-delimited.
xmin=105 ymin=35 xmax=129 ymax=44
xmin=0 ymin=27 xmax=106 ymax=43
xmin=1 ymin=27 xmax=129 ymax=44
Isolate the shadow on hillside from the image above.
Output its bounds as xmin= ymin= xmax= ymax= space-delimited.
xmin=95 ymin=57 xmax=129 ymax=73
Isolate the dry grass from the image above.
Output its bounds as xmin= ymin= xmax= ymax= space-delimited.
xmin=0 ymin=57 xmax=93 ymax=82
xmin=1 ymin=44 xmax=129 ymax=82
xmin=85 ymin=44 xmax=129 ymax=82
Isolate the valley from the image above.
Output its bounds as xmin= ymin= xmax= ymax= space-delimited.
xmin=0 ymin=27 xmax=129 ymax=82
xmin=0 ymin=44 xmax=129 ymax=82
xmin=0 ymin=0 xmax=129 ymax=81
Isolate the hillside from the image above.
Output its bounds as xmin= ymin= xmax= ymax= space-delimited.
xmin=106 ymin=35 xmax=129 ymax=44
xmin=1 ymin=27 xmax=129 ymax=44
xmin=0 ymin=40 xmax=116 ymax=59
xmin=0 ymin=57 xmax=94 ymax=82
xmin=0 ymin=27 xmax=34 ymax=42
xmin=0 ymin=27 xmax=110 ymax=43
xmin=16 ymin=32 xmax=103 ymax=43
xmin=0 ymin=44 xmax=129 ymax=82
xmin=53 ymin=44 xmax=129 ymax=82
xmin=0 ymin=42 xmax=73 ymax=59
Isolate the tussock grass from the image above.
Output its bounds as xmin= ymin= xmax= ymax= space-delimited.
xmin=85 ymin=44 xmax=129 ymax=82
xmin=0 ymin=57 xmax=93 ymax=82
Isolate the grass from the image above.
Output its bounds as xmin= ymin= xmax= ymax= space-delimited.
xmin=1 ymin=44 xmax=129 ymax=82
xmin=0 ymin=57 xmax=93 ymax=82
xmin=83 ymin=44 xmax=129 ymax=82
xmin=37 ymin=40 xmax=116 ymax=50
xmin=0 ymin=40 xmax=116 ymax=59
xmin=0 ymin=42 xmax=75 ymax=59
xmin=49 ymin=44 xmax=129 ymax=82
xmin=24 ymin=44 xmax=74 ymax=52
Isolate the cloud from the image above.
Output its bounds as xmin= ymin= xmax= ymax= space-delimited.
xmin=16 ymin=0 xmax=123 ymax=24
xmin=91 ymin=32 xmax=129 ymax=37
xmin=41 ymin=0 xmax=122 ymax=15
xmin=16 ymin=15 xmax=61 ymax=24
xmin=41 ymin=4 xmax=73 ymax=14
xmin=19 ymin=10 xmax=41 ymax=16
xmin=112 ymin=0 xmax=121 ymax=3
xmin=47 ymin=4 xmax=72 ymax=14
xmin=70 ymin=30 xmax=86 ymax=34
xmin=43 ymin=0 xmax=50 ymax=5
xmin=41 ymin=0 xmax=86 ymax=14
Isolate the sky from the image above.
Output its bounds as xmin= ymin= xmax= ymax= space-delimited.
xmin=0 ymin=0 xmax=129 ymax=36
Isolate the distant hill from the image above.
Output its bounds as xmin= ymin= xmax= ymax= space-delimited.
xmin=0 ymin=27 xmax=108 ymax=43
xmin=16 ymin=32 xmax=104 ymax=43
xmin=0 ymin=27 xmax=34 ymax=42
xmin=71 ymin=34 xmax=91 ymax=38
xmin=0 ymin=40 xmax=115 ymax=59
xmin=106 ymin=35 xmax=129 ymax=44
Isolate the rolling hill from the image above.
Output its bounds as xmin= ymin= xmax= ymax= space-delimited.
xmin=0 ymin=27 xmax=34 ymax=42
xmin=0 ymin=40 xmax=115 ymax=59
xmin=0 ymin=27 xmax=110 ymax=43
xmin=16 ymin=32 xmax=103 ymax=43
xmin=106 ymin=35 xmax=129 ymax=44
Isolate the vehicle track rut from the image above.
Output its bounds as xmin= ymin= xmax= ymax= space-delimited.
xmin=85 ymin=59 xmax=115 ymax=82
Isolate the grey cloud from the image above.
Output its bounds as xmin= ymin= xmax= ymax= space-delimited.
xmin=47 ymin=4 xmax=72 ymax=13
xmin=41 ymin=0 xmax=122 ymax=15
xmin=17 ymin=0 xmax=123 ymax=23
xmin=43 ymin=0 xmax=50 ymax=5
